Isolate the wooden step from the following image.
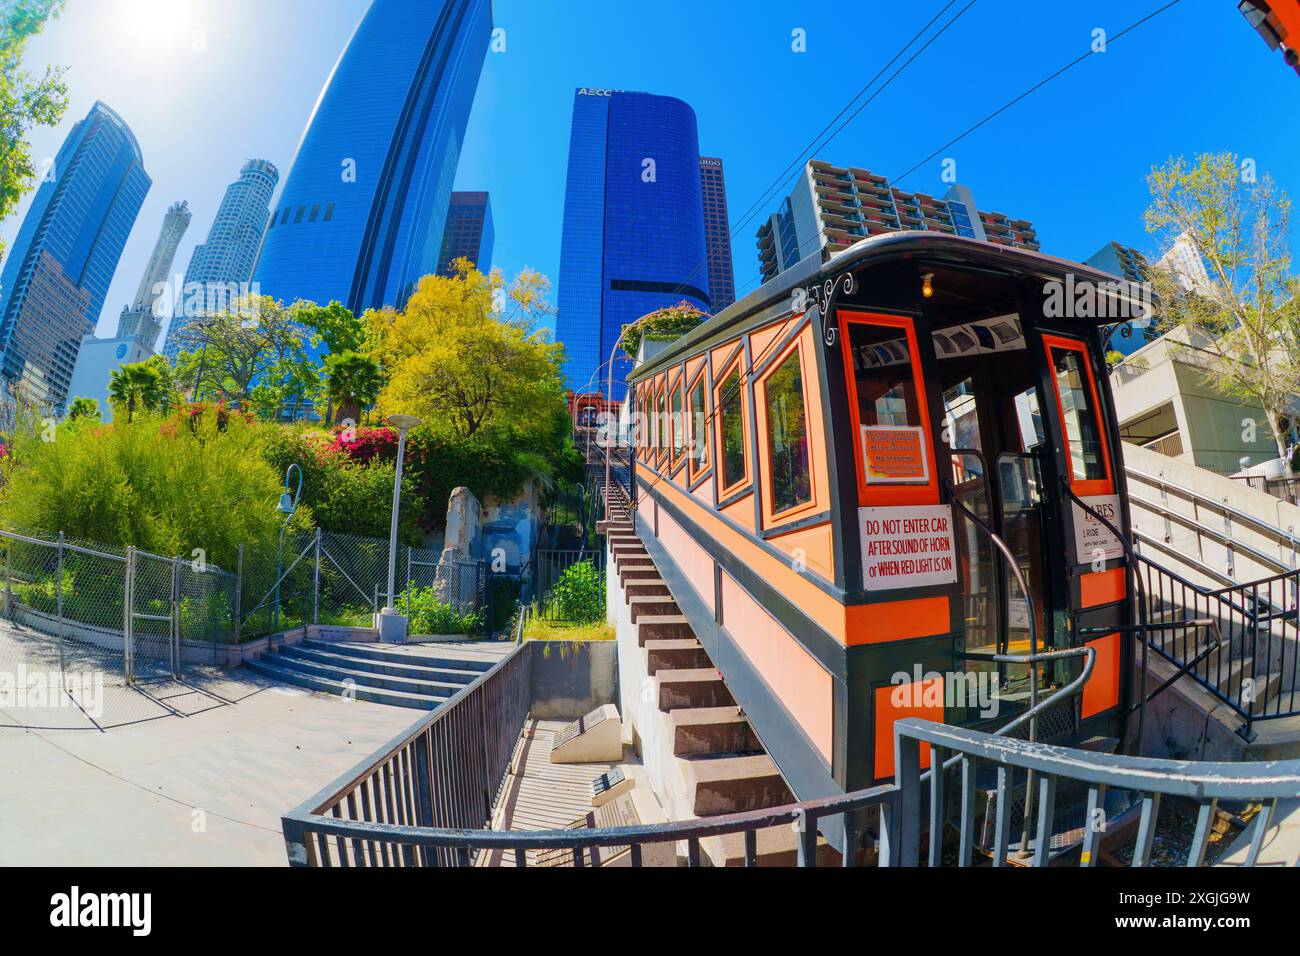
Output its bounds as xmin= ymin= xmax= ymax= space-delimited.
xmin=686 ymin=753 xmax=792 ymax=816
xmin=624 ymin=580 xmax=671 ymax=600
xmin=656 ymin=667 xmax=732 ymax=711
xmin=619 ymin=565 xmax=661 ymax=586
xmin=671 ymin=706 xmax=761 ymax=755
xmin=629 ymin=595 xmax=679 ymax=623
xmin=645 ymin=639 xmax=710 ymax=674
xmin=637 ymin=615 xmax=694 ymax=644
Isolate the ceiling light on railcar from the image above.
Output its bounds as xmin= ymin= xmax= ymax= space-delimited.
xmin=921 ymin=272 xmax=935 ymax=298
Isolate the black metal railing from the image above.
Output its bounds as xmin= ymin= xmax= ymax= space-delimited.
xmin=281 ymin=648 xmax=1300 ymax=866
xmin=1136 ymin=553 xmax=1300 ymax=737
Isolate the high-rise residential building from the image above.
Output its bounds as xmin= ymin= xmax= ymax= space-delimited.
xmin=699 ymin=157 xmax=735 ymax=312
xmin=756 ymin=160 xmax=1040 ymax=283
xmin=1085 ymin=241 xmax=1151 ymax=286
xmin=1085 ymin=241 xmax=1156 ymax=357
xmin=68 ymin=200 xmax=191 ymax=416
xmin=252 ymin=0 xmax=492 ymax=321
xmin=555 ymin=88 xmax=711 ymax=400
xmin=0 ymin=101 xmax=150 ymax=406
xmin=162 ymin=159 xmax=278 ymax=361
xmin=1156 ymin=232 xmax=1216 ymax=296
xmin=438 ymin=191 xmax=494 ymax=275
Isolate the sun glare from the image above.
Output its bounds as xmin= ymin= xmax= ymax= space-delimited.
xmin=112 ymin=0 xmax=195 ymax=52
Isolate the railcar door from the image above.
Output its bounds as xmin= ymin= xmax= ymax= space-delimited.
xmin=939 ymin=347 xmax=1062 ymax=710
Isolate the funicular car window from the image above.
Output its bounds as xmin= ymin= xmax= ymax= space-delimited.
xmin=846 ymin=321 xmax=930 ymax=487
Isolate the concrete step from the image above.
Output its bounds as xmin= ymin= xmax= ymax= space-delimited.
xmin=614 ymin=554 xmax=655 ymax=569
xmin=279 ymin=644 xmax=480 ymax=685
xmin=262 ymin=651 xmax=463 ymax=698
xmin=637 ymin=615 xmax=694 ymax=644
xmin=243 ymin=659 xmax=442 ymax=710
xmin=686 ymin=753 xmax=793 ymax=816
xmin=656 ymin=667 xmax=733 ymax=711
xmin=624 ymin=580 xmax=671 ymax=600
xmin=1152 ymin=631 xmax=1224 ymax=672
xmin=629 ymin=595 xmax=679 ymax=623
xmin=301 ymin=639 xmax=494 ymax=673
xmin=645 ymin=639 xmax=711 ymax=674
xmin=671 ymin=706 xmax=761 ymax=755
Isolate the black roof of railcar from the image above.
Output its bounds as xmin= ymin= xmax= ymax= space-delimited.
xmin=628 ymin=231 xmax=1151 ymax=383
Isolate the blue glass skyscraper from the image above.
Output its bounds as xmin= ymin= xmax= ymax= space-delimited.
xmin=252 ymin=0 xmax=492 ymax=317
xmin=0 ymin=101 xmax=150 ymax=405
xmin=556 ymin=89 xmax=711 ymax=400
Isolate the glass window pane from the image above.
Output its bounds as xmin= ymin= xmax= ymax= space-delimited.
xmin=671 ymin=385 xmax=684 ymax=456
xmin=765 ymin=349 xmax=811 ymax=513
xmin=1051 ymin=349 xmax=1106 ymax=481
xmin=847 ymin=322 xmax=930 ymax=485
xmin=690 ymin=377 xmax=707 ymax=470
xmin=720 ymin=367 xmax=746 ymax=489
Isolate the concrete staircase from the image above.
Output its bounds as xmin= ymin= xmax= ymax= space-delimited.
xmin=605 ymin=506 xmax=836 ymax=865
xmin=244 ymin=639 xmax=495 ymax=710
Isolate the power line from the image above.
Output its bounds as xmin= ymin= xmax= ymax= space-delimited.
xmin=889 ymin=0 xmax=1186 ymax=185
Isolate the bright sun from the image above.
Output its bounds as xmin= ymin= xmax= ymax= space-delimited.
xmin=114 ymin=0 xmax=194 ymax=50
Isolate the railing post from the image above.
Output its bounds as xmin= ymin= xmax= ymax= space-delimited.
xmin=4 ymin=536 xmax=11 ymax=619
xmin=312 ymin=528 xmax=321 ymax=625
xmin=56 ymin=532 xmax=66 ymax=674
xmin=892 ymin=726 xmax=923 ymax=867
xmin=233 ymin=544 xmax=243 ymax=643
xmin=123 ymin=546 xmax=135 ymax=683
xmin=171 ymin=555 xmax=181 ymax=679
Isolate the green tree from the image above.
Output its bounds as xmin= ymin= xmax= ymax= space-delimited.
xmin=0 ymin=0 xmax=68 ymax=263
xmin=172 ymin=295 xmax=319 ymax=415
xmin=65 ymin=395 xmax=99 ymax=423
xmin=1145 ymin=153 xmax=1300 ymax=458
xmin=299 ymin=300 xmax=364 ymax=354
xmin=325 ymin=349 xmax=383 ymax=425
xmin=108 ymin=361 xmax=163 ymax=423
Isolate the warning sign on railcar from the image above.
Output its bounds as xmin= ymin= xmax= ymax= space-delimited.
xmin=861 ymin=425 xmax=929 ymax=484
xmin=859 ymin=505 xmax=958 ymax=591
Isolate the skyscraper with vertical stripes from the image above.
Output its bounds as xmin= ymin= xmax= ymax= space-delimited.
xmin=699 ymin=157 xmax=735 ymax=312
xmin=555 ymin=89 xmax=711 ymax=400
xmin=251 ymin=0 xmax=493 ymax=318
xmin=0 ymin=101 xmax=150 ymax=405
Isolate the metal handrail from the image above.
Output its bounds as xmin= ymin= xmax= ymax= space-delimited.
xmin=1126 ymin=463 xmax=1300 ymax=547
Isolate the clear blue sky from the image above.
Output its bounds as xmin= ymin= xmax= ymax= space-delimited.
xmin=7 ymin=0 xmax=1298 ymax=339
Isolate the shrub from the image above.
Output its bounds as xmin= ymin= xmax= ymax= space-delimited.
xmin=546 ymin=559 xmax=604 ymax=624
xmin=401 ymin=583 xmax=483 ymax=635
xmin=0 ymin=410 xmax=301 ymax=572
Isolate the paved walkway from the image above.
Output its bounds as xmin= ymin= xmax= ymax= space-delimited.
xmin=0 ymin=669 xmax=421 ymax=866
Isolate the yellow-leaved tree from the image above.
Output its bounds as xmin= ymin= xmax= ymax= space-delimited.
xmin=367 ymin=259 xmax=567 ymax=438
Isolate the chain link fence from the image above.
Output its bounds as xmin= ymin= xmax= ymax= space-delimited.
xmin=0 ymin=529 xmax=238 ymax=730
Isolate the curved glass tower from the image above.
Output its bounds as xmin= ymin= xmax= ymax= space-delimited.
xmin=555 ymin=90 xmax=711 ymax=401
xmin=0 ymin=101 xmax=150 ymax=405
xmin=252 ymin=0 xmax=492 ymax=316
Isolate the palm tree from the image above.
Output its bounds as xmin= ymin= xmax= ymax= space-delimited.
xmin=66 ymin=396 xmax=100 ymax=423
xmin=108 ymin=362 xmax=163 ymax=424
xmin=325 ymin=350 xmax=383 ymax=425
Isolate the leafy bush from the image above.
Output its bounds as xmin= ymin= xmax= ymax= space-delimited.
xmin=546 ymin=559 xmax=604 ymax=624
xmin=0 ymin=410 xmax=301 ymax=573
xmin=261 ymin=426 xmax=420 ymax=543
xmin=401 ymin=583 xmax=483 ymax=635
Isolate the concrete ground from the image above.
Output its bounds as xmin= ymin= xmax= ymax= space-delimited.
xmin=0 ymin=668 xmax=424 ymax=866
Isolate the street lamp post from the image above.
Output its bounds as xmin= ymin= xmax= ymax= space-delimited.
xmin=273 ymin=464 xmax=302 ymax=630
xmin=382 ymin=414 xmax=422 ymax=627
